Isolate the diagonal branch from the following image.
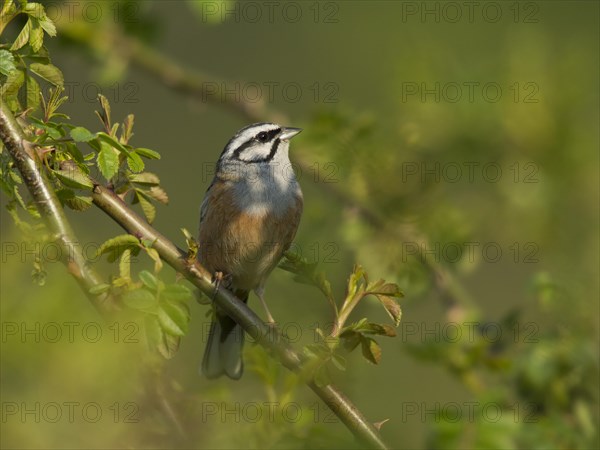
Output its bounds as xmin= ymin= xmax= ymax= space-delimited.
xmin=0 ymin=99 xmax=389 ymax=450
xmin=0 ymin=99 xmax=115 ymax=314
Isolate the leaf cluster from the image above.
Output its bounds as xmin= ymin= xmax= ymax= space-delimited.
xmin=1 ymin=1 xmax=60 ymax=112
xmin=92 ymin=234 xmax=193 ymax=359
xmin=280 ymin=252 xmax=404 ymax=386
xmin=1 ymin=3 xmax=166 ymax=224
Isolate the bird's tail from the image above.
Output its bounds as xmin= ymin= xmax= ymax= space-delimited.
xmin=201 ymin=290 xmax=248 ymax=380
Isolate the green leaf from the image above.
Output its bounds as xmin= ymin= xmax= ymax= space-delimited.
xmin=53 ymin=167 xmax=93 ymax=190
xmin=96 ymin=94 xmax=112 ymax=129
xmin=56 ymin=189 xmax=92 ymax=211
xmin=161 ymin=284 xmax=192 ymax=302
xmin=144 ymin=186 xmax=169 ymax=204
xmin=181 ymin=228 xmax=193 ymax=241
xmin=39 ymin=86 xmax=68 ymax=120
xmin=97 ymin=142 xmax=120 ymax=180
xmin=89 ymin=283 xmax=111 ymax=295
xmin=25 ymin=73 xmax=40 ymax=110
xmin=376 ymin=295 xmax=402 ymax=327
xmin=110 ymin=122 xmax=120 ymax=138
xmin=19 ymin=44 xmax=50 ymax=63
xmin=0 ymin=50 xmax=16 ymax=76
xmin=39 ymin=17 xmax=57 ymax=37
xmin=139 ymin=270 xmax=158 ymax=290
xmin=145 ymin=247 xmax=163 ymax=273
xmin=121 ymin=114 xmax=134 ymax=144
xmin=70 ymin=126 xmax=95 ymax=142
xmin=144 ymin=315 xmax=162 ymax=352
xmin=29 ymin=62 xmax=64 ymax=87
xmin=360 ymin=322 xmax=397 ymax=337
xmin=130 ymin=172 xmax=160 ymax=185
xmin=182 ymin=227 xmax=199 ymax=261
xmin=140 ymin=238 xmax=156 ymax=248
xmin=97 ymin=132 xmax=130 ymax=156
xmin=23 ymin=3 xmax=58 ymax=36
xmin=2 ymin=96 xmax=18 ymax=112
xmin=85 ymin=138 xmax=101 ymax=153
xmin=29 ymin=18 xmax=44 ymax=52
xmin=65 ymin=142 xmax=85 ymax=163
xmin=304 ymin=343 xmax=331 ymax=359
xmin=367 ymin=279 xmax=404 ymax=297
xmin=347 ymin=264 xmax=366 ymax=297
xmin=10 ymin=18 xmax=31 ymax=51
xmin=122 ymin=288 xmax=157 ymax=310
xmin=29 ymin=117 xmax=63 ymax=139
xmin=352 ymin=317 xmax=369 ymax=330
xmin=340 ymin=330 xmax=361 ymax=351
xmin=113 ymin=276 xmax=130 ymax=287
xmin=135 ymin=147 xmax=161 ymax=159
xmin=119 ymin=248 xmax=131 ymax=279
xmin=361 ymin=336 xmax=382 ymax=364
xmin=0 ymin=0 xmax=16 ymax=17
xmin=67 ymin=194 xmax=92 ymax=211
xmin=158 ymin=331 xmax=180 ymax=359
xmin=96 ymin=234 xmax=139 ymax=261
xmin=136 ymin=191 xmax=156 ymax=223
xmin=9 ymin=169 xmax=23 ymax=185
xmin=147 ymin=315 xmax=182 ymax=358
xmin=127 ymin=152 xmax=144 ymax=172
xmin=12 ymin=184 xmax=27 ymax=210
xmin=0 ymin=69 xmax=25 ymax=97
xmin=24 ymin=3 xmax=46 ymax=19
xmin=158 ymin=302 xmax=190 ymax=336
xmin=315 ymin=273 xmax=334 ymax=302
xmin=31 ymin=258 xmax=47 ymax=286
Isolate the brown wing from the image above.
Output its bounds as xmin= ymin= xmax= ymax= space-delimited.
xmin=255 ymin=194 xmax=303 ymax=287
xmin=198 ymin=178 xmax=237 ymax=274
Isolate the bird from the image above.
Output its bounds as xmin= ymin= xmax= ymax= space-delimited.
xmin=198 ymin=122 xmax=304 ymax=379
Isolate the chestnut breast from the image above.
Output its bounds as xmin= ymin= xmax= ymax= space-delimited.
xmin=198 ymin=177 xmax=303 ymax=291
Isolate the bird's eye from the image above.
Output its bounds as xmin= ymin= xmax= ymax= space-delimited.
xmin=257 ymin=131 xmax=269 ymax=142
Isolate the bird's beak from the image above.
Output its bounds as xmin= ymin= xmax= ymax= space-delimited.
xmin=280 ymin=127 xmax=303 ymax=141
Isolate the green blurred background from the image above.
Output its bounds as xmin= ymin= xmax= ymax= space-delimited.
xmin=1 ymin=1 xmax=598 ymax=448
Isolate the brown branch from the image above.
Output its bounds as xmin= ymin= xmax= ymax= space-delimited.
xmin=0 ymin=99 xmax=389 ymax=450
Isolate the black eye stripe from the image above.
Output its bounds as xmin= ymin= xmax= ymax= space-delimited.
xmin=262 ymin=137 xmax=280 ymax=162
xmin=233 ymin=138 xmax=280 ymax=164
xmin=231 ymin=128 xmax=282 ymax=162
xmin=256 ymin=128 xmax=281 ymax=142
xmin=270 ymin=128 xmax=281 ymax=140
